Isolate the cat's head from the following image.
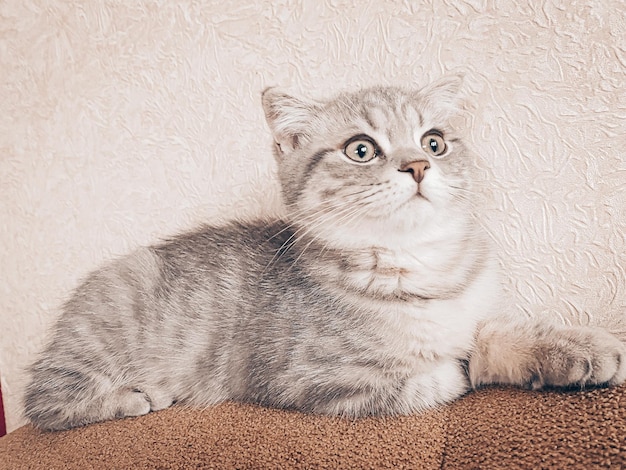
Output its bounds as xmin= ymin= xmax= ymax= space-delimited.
xmin=262 ymin=76 xmax=475 ymax=247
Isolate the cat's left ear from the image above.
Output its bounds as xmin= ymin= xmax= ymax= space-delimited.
xmin=418 ymin=74 xmax=465 ymax=121
xmin=262 ymin=88 xmax=317 ymax=155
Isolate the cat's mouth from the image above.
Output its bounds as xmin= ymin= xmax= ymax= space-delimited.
xmin=415 ymin=188 xmax=430 ymax=202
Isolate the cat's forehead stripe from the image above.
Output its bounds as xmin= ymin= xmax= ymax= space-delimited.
xmin=358 ymin=94 xmax=426 ymax=149
xmin=401 ymin=100 xmax=425 ymax=129
xmin=363 ymin=105 xmax=390 ymax=132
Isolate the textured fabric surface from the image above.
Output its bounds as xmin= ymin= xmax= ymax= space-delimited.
xmin=1 ymin=386 xmax=624 ymax=469
xmin=443 ymin=387 xmax=626 ymax=468
xmin=2 ymin=0 xmax=626 ymax=433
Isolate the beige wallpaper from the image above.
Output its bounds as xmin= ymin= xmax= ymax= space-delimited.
xmin=1 ymin=0 xmax=625 ymax=432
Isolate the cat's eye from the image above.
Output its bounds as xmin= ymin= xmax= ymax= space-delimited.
xmin=343 ymin=136 xmax=379 ymax=163
xmin=421 ymin=130 xmax=447 ymax=157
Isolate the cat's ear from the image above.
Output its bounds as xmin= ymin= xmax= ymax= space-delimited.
xmin=418 ymin=74 xmax=465 ymax=121
xmin=262 ymin=88 xmax=317 ymax=155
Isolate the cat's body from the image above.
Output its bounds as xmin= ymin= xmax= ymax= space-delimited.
xmin=25 ymin=77 xmax=626 ymax=431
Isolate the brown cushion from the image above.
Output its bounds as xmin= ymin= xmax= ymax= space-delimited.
xmin=1 ymin=385 xmax=624 ymax=469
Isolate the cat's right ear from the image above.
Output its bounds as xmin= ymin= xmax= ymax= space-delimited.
xmin=262 ymin=88 xmax=316 ymax=155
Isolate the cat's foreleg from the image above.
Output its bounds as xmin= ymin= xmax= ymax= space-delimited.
xmin=468 ymin=316 xmax=626 ymax=390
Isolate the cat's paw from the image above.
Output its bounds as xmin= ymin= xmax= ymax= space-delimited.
xmin=469 ymin=321 xmax=626 ymax=390
xmin=114 ymin=387 xmax=174 ymax=419
xmin=535 ymin=327 xmax=626 ymax=389
xmin=115 ymin=389 xmax=151 ymax=418
xmin=145 ymin=388 xmax=175 ymax=411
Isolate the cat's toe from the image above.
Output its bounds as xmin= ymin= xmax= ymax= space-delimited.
xmin=589 ymin=340 xmax=626 ymax=386
xmin=541 ymin=328 xmax=626 ymax=388
xmin=146 ymin=389 xmax=175 ymax=411
xmin=116 ymin=389 xmax=151 ymax=418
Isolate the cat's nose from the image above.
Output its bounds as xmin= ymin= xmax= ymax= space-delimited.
xmin=399 ymin=160 xmax=430 ymax=183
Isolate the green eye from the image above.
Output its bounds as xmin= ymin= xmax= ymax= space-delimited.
xmin=343 ymin=136 xmax=379 ymax=163
xmin=421 ymin=130 xmax=447 ymax=157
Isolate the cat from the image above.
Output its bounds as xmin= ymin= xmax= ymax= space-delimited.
xmin=24 ymin=76 xmax=626 ymax=431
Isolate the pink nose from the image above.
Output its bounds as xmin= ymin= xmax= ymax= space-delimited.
xmin=400 ymin=160 xmax=430 ymax=183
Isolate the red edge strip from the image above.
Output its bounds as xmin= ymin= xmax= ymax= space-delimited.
xmin=0 ymin=381 xmax=6 ymax=437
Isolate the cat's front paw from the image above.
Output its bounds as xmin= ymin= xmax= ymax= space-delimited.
xmin=535 ymin=327 xmax=626 ymax=389
xmin=469 ymin=321 xmax=626 ymax=390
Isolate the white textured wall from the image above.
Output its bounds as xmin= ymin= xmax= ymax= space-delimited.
xmin=1 ymin=0 xmax=625 ymax=432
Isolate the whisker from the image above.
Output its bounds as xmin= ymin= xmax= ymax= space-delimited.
xmin=266 ymin=186 xmax=383 ymax=242
xmin=288 ymin=199 xmax=376 ymax=270
xmin=271 ymin=186 xmax=384 ymax=270
xmin=263 ymin=202 xmax=367 ymax=272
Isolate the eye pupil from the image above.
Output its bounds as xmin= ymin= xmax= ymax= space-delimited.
xmin=429 ymin=139 xmax=438 ymax=153
xmin=356 ymin=144 xmax=368 ymax=159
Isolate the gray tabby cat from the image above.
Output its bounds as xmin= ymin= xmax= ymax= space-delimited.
xmin=24 ymin=76 xmax=626 ymax=431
